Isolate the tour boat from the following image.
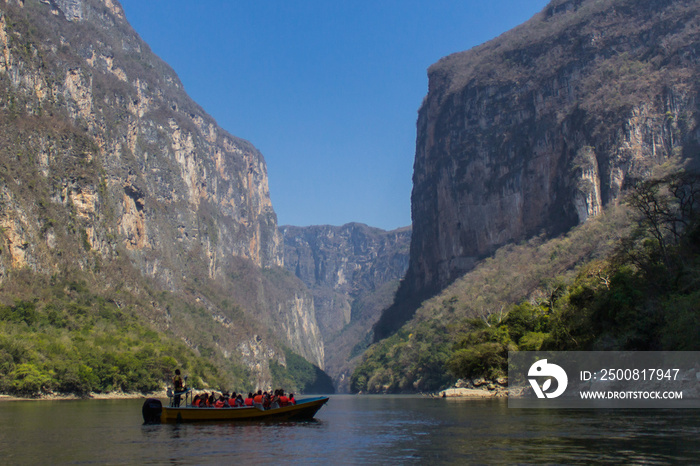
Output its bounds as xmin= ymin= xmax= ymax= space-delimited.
xmin=142 ymin=392 xmax=329 ymax=423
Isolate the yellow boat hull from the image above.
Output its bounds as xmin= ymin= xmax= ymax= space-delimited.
xmin=143 ymin=397 xmax=329 ymax=423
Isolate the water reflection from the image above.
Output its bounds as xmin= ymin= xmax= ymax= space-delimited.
xmin=1 ymin=396 xmax=698 ymax=464
xmin=421 ymin=399 xmax=700 ymax=464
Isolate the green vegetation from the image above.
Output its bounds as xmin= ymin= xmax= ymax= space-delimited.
xmin=352 ymin=171 xmax=700 ymax=393
xmin=543 ymin=172 xmax=700 ymax=352
xmin=269 ymin=348 xmax=334 ymax=394
xmin=0 ymin=277 xmax=230 ymax=396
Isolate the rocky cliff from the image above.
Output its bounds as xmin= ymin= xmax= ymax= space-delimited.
xmin=282 ymin=223 xmax=410 ymax=390
xmin=375 ymin=0 xmax=700 ymax=340
xmin=0 ymin=0 xmax=324 ymax=383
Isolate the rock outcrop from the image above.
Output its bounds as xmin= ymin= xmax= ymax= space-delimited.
xmin=375 ymin=0 xmax=700 ymax=340
xmin=282 ymin=223 xmax=410 ymax=390
xmin=0 ymin=0 xmax=323 ymax=380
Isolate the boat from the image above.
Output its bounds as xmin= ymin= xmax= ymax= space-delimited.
xmin=142 ymin=390 xmax=329 ymax=424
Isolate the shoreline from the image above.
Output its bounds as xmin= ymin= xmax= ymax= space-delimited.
xmin=437 ymin=387 xmax=507 ymax=398
xmin=0 ymin=387 xmax=510 ymax=401
xmin=0 ymin=390 xmax=167 ymax=402
xmin=435 ymin=377 xmax=509 ymax=398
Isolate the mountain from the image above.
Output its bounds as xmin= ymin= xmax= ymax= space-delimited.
xmin=374 ymin=0 xmax=700 ymax=340
xmin=0 ymin=0 xmax=325 ymax=393
xmin=281 ymin=223 xmax=410 ymax=391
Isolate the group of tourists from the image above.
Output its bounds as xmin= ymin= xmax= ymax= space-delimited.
xmin=172 ymin=369 xmax=296 ymax=410
xmin=190 ymin=389 xmax=296 ymax=409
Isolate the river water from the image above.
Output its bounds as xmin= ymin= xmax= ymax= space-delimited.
xmin=1 ymin=395 xmax=698 ymax=464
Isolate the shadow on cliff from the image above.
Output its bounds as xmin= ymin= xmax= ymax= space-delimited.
xmin=372 ymin=273 xmax=439 ymax=343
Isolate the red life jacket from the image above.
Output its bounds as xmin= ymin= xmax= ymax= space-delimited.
xmin=244 ymin=397 xmax=254 ymax=406
xmin=279 ymin=396 xmax=289 ymax=406
xmin=289 ymin=397 xmax=296 ymax=405
xmin=215 ymin=400 xmax=224 ymax=408
xmin=253 ymin=395 xmax=263 ymax=404
xmin=193 ymin=399 xmax=200 ymax=407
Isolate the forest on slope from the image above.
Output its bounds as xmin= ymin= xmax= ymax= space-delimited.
xmin=0 ymin=265 xmax=333 ymax=396
xmin=352 ymin=166 xmax=700 ymax=393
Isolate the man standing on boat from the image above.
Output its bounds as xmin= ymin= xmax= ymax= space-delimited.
xmin=172 ymin=369 xmax=185 ymax=407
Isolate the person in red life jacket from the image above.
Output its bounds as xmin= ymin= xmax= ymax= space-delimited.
xmin=192 ymin=395 xmax=201 ymax=407
xmin=279 ymin=391 xmax=289 ymax=407
xmin=262 ymin=391 xmax=271 ymax=410
xmin=253 ymin=390 xmax=264 ymax=406
xmin=245 ymin=393 xmax=254 ymax=406
xmin=214 ymin=396 xmax=225 ymax=408
xmin=288 ymin=393 xmax=296 ymax=405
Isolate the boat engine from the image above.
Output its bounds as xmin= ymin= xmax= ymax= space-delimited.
xmin=142 ymin=398 xmax=163 ymax=424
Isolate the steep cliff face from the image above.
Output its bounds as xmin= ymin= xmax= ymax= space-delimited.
xmin=1 ymin=0 xmax=282 ymax=275
xmin=375 ymin=0 xmax=700 ymax=339
xmin=0 ymin=0 xmax=323 ymax=379
xmin=282 ymin=223 xmax=410 ymax=389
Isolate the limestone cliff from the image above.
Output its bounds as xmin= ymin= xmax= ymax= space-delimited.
xmin=0 ymin=0 xmax=323 ymax=381
xmin=282 ymin=223 xmax=410 ymax=390
xmin=374 ymin=0 xmax=700 ymax=340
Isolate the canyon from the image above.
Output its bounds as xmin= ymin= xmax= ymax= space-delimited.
xmin=282 ymin=223 xmax=410 ymax=390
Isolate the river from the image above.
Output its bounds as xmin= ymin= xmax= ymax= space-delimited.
xmin=1 ymin=395 xmax=698 ymax=464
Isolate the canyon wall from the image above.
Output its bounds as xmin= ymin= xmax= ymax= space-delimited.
xmin=375 ymin=0 xmax=700 ymax=339
xmin=0 ymin=0 xmax=324 ymax=380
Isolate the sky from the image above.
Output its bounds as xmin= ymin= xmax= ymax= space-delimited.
xmin=118 ymin=0 xmax=551 ymax=230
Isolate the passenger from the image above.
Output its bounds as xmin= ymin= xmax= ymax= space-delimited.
xmin=172 ymin=369 xmax=185 ymax=407
xmin=289 ymin=393 xmax=296 ymax=405
xmin=279 ymin=391 xmax=289 ymax=407
xmin=208 ymin=393 xmax=215 ymax=407
xmin=253 ymin=390 xmax=263 ymax=405
xmin=236 ymin=394 xmax=244 ymax=407
xmin=270 ymin=390 xmax=280 ymax=409
xmin=192 ymin=395 xmax=201 ymax=407
xmin=244 ymin=393 xmax=254 ymax=406
xmin=263 ymin=391 xmax=271 ymax=410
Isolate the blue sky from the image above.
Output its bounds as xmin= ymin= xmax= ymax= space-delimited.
xmin=118 ymin=0 xmax=551 ymax=230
